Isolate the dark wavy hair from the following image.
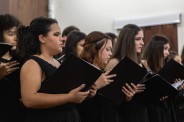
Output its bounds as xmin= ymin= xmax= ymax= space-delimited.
xmin=62 ymin=31 xmax=86 ymax=56
xmin=16 ymin=17 xmax=58 ymax=60
xmin=62 ymin=25 xmax=80 ymax=37
xmin=0 ymin=14 xmax=21 ymax=42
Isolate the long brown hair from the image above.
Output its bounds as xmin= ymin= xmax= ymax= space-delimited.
xmin=112 ymin=24 xmax=142 ymax=63
xmin=144 ymin=34 xmax=170 ymax=73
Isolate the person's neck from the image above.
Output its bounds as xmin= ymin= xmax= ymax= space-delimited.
xmin=38 ymin=53 xmax=60 ymax=68
xmin=93 ymin=62 xmax=104 ymax=71
xmin=38 ymin=53 xmax=53 ymax=61
xmin=93 ymin=61 xmax=99 ymax=67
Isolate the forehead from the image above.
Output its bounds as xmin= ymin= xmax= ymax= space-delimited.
xmin=135 ymin=30 xmax=143 ymax=37
xmin=100 ymin=39 xmax=112 ymax=51
xmin=4 ymin=26 xmax=17 ymax=32
xmin=78 ymin=39 xmax=85 ymax=44
xmin=164 ymin=43 xmax=170 ymax=48
xmin=105 ymin=39 xmax=112 ymax=46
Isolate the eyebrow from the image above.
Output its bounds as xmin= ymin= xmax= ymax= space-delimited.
xmin=6 ymin=30 xmax=16 ymax=33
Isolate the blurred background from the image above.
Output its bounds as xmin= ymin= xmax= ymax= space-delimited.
xmin=1 ymin=0 xmax=183 ymax=54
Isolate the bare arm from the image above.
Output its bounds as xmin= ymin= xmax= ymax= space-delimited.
xmin=21 ymin=59 xmax=89 ymax=109
xmin=105 ymin=58 xmax=119 ymax=71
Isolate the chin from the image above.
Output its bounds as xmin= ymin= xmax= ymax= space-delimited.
xmin=58 ymin=48 xmax=63 ymax=53
xmin=11 ymin=46 xmax=16 ymax=50
xmin=104 ymin=61 xmax=108 ymax=65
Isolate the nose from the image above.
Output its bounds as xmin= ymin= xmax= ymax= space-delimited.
xmin=59 ymin=36 xmax=63 ymax=42
xmin=109 ymin=51 xmax=112 ymax=56
xmin=141 ymin=39 xmax=144 ymax=45
xmin=166 ymin=50 xmax=169 ymax=56
xmin=58 ymin=36 xmax=64 ymax=47
xmin=164 ymin=51 xmax=169 ymax=58
xmin=13 ymin=35 xmax=17 ymax=42
xmin=59 ymin=35 xmax=62 ymax=41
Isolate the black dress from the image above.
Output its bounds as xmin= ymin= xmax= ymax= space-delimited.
xmin=0 ymin=57 xmax=27 ymax=122
xmin=25 ymin=56 xmax=80 ymax=122
xmin=145 ymin=74 xmax=180 ymax=122
xmin=147 ymin=97 xmax=180 ymax=122
xmin=77 ymin=93 xmax=121 ymax=122
xmin=118 ymin=95 xmax=150 ymax=122
xmin=176 ymin=89 xmax=184 ymax=122
xmin=118 ymin=65 xmax=150 ymax=122
xmin=140 ymin=64 xmax=180 ymax=122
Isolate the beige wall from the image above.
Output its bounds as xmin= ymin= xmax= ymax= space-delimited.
xmin=51 ymin=0 xmax=184 ymax=54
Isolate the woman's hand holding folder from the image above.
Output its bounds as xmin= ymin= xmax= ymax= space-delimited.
xmin=0 ymin=61 xmax=19 ymax=79
xmin=122 ymin=83 xmax=145 ymax=102
xmin=68 ymin=84 xmax=90 ymax=103
xmin=159 ymin=96 xmax=168 ymax=101
xmin=94 ymin=70 xmax=116 ymax=90
xmin=135 ymin=84 xmax=146 ymax=93
xmin=177 ymin=81 xmax=184 ymax=91
xmin=87 ymin=85 xmax=97 ymax=98
xmin=172 ymin=78 xmax=184 ymax=90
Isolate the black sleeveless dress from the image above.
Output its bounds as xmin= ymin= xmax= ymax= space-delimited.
xmin=176 ymin=89 xmax=184 ymax=122
xmin=77 ymin=90 xmax=121 ymax=122
xmin=139 ymin=64 xmax=179 ymax=122
xmin=118 ymin=63 xmax=150 ymax=122
xmin=25 ymin=56 xmax=80 ymax=122
xmin=146 ymin=91 xmax=180 ymax=122
xmin=0 ymin=57 xmax=27 ymax=122
xmin=118 ymin=94 xmax=150 ymax=122
xmin=139 ymin=65 xmax=180 ymax=122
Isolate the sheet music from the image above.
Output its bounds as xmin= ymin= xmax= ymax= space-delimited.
xmin=171 ymin=80 xmax=184 ymax=89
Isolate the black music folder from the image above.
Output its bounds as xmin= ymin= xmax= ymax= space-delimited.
xmin=57 ymin=54 xmax=67 ymax=63
xmin=98 ymin=56 xmax=149 ymax=105
xmin=158 ymin=59 xmax=184 ymax=83
xmin=135 ymin=74 xmax=178 ymax=103
xmin=0 ymin=43 xmax=13 ymax=57
xmin=38 ymin=54 xmax=102 ymax=94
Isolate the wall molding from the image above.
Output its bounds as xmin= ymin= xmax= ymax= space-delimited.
xmin=48 ymin=0 xmax=55 ymax=18
xmin=114 ymin=13 xmax=181 ymax=29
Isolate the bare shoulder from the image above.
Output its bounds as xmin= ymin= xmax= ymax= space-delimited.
xmin=106 ymin=58 xmax=119 ymax=70
xmin=21 ymin=59 xmax=42 ymax=75
xmin=109 ymin=58 xmax=119 ymax=65
xmin=140 ymin=60 xmax=148 ymax=69
xmin=22 ymin=59 xmax=40 ymax=69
